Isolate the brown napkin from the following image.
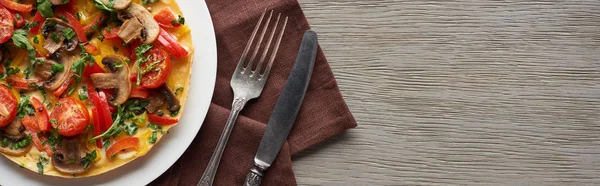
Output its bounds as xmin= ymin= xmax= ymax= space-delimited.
xmin=150 ymin=0 xmax=357 ymax=185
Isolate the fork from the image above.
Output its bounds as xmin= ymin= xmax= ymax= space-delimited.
xmin=198 ymin=9 xmax=288 ymax=186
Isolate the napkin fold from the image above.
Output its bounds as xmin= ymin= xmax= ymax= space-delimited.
xmin=151 ymin=0 xmax=357 ymax=185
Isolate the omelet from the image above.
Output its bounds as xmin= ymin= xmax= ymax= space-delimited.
xmin=0 ymin=0 xmax=193 ymax=177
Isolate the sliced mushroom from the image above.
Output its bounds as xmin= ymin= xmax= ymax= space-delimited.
xmin=0 ymin=120 xmax=31 ymax=156
xmin=43 ymin=53 xmax=74 ymax=91
xmin=145 ymin=91 xmax=166 ymax=113
xmin=2 ymin=119 xmax=24 ymax=141
xmin=90 ymin=55 xmax=131 ymax=104
xmin=159 ymin=85 xmax=180 ymax=113
xmin=33 ymin=58 xmax=58 ymax=80
xmin=52 ymin=136 xmax=91 ymax=174
xmin=42 ymin=18 xmax=79 ymax=53
xmin=101 ymin=0 xmax=131 ymax=10
xmin=118 ymin=4 xmax=159 ymax=44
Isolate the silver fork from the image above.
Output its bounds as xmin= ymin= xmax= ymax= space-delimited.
xmin=198 ymin=9 xmax=288 ymax=186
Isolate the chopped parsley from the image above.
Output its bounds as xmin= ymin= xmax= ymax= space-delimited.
xmin=134 ymin=44 xmax=153 ymax=86
xmin=11 ymin=30 xmax=36 ymax=64
xmin=33 ymin=35 xmax=39 ymax=44
xmin=36 ymin=0 xmax=54 ymax=18
xmin=66 ymin=44 xmax=95 ymax=96
xmin=147 ymin=123 xmax=167 ymax=144
xmin=174 ymin=87 xmax=184 ymax=96
xmin=79 ymin=86 xmax=88 ymax=100
xmin=62 ymin=27 xmax=76 ymax=40
xmin=93 ymin=0 xmax=115 ymax=12
xmin=125 ymin=123 xmax=138 ymax=136
xmin=16 ymin=94 xmax=35 ymax=118
xmin=170 ymin=109 xmax=180 ymax=117
xmin=171 ymin=15 xmax=185 ymax=26
xmin=5 ymin=66 xmax=20 ymax=76
xmin=142 ymin=0 xmax=157 ymax=4
xmin=11 ymin=135 xmax=31 ymax=150
xmin=42 ymin=128 xmax=62 ymax=152
xmin=82 ymin=150 xmax=97 ymax=169
xmin=50 ymin=33 xmax=60 ymax=43
xmin=51 ymin=63 xmax=64 ymax=75
xmin=1 ymin=138 xmax=8 ymax=147
xmin=23 ymin=66 xmax=31 ymax=79
xmin=37 ymin=156 xmax=48 ymax=174
xmin=50 ymin=119 xmax=57 ymax=125
xmin=97 ymin=35 xmax=104 ymax=42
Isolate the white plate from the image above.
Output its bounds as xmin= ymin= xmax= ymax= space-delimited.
xmin=0 ymin=0 xmax=217 ymax=185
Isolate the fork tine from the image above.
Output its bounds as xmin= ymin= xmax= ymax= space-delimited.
xmin=262 ymin=16 xmax=288 ymax=77
xmin=254 ymin=13 xmax=281 ymax=75
xmin=236 ymin=9 xmax=267 ymax=73
xmin=245 ymin=10 xmax=273 ymax=74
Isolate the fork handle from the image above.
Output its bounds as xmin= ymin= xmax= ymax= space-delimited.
xmin=198 ymin=97 xmax=248 ymax=186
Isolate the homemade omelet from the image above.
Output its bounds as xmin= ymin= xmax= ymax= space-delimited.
xmin=0 ymin=0 xmax=193 ymax=177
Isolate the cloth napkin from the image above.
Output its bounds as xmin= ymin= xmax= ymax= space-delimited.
xmin=150 ymin=0 xmax=357 ymax=185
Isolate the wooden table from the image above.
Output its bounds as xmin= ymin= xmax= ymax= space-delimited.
xmin=294 ymin=0 xmax=600 ymax=185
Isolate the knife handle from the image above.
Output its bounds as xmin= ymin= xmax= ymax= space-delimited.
xmin=243 ymin=163 xmax=267 ymax=186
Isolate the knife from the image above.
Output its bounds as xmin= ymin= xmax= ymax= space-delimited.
xmin=243 ymin=30 xmax=318 ymax=186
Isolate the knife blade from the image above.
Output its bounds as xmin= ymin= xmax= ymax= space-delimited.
xmin=243 ymin=30 xmax=318 ymax=186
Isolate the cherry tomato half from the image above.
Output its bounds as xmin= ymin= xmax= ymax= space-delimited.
xmin=50 ymin=97 xmax=90 ymax=136
xmin=140 ymin=48 xmax=172 ymax=89
xmin=0 ymin=85 xmax=17 ymax=127
xmin=0 ymin=6 xmax=14 ymax=44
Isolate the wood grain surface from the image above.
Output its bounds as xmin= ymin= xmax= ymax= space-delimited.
xmin=293 ymin=0 xmax=600 ymax=185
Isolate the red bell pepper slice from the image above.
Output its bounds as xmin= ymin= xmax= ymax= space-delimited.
xmin=21 ymin=115 xmax=53 ymax=156
xmin=29 ymin=12 xmax=44 ymax=34
xmin=55 ymin=8 xmax=87 ymax=42
xmin=147 ymin=113 xmax=179 ymax=125
xmin=87 ymin=81 xmax=113 ymax=132
xmin=157 ymin=28 xmax=188 ymax=58
xmin=83 ymin=62 xmax=105 ymax=78
xmin=53 ymin=73 xmax=74 ymax=97
xmin=130 ymin=86 xmax=149 ymax=99
xmin=106 ymin=137 xmax=139 ymax=158
xmin=6 ymin=77 xmax=41 ymax=91
xmin=91 ymin=107 xmax=103 ymax=148
xmin=153 ymin=7 xmax=180 ymax=28
xmin=83 ymin=14 xmax=106 ymax=34
xmin=21 ymin=115 xmax=39 ymax=132
xmin=30 ymin=97 xmax=50 ymax=132
xmin=83 ymin=43 xmax=98 ymax=54
xmin=102 ymin=27 xmax=120 ymax=40
xmin=0 ymin=0 xmax=32 ymax=12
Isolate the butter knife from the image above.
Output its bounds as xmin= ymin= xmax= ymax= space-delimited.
xmin=243 ymin=30 xmax=318 ymax=186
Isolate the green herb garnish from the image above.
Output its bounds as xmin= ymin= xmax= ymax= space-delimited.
xmin=50 ymin=33 xmax=60 ymax=43
xmin=36 ymin=0 xmax=54 ymax=18
xmin=82 ymin=150 xmax=97 ymax=168
xmin=37 ymin=156 xmax=48 ymax=174
xmin=63 ymin=27 xmax=75 ymax=40
xmin=51 ymin=63 xmax=64 ymax=75
xmin=134 ymin=44 xmax=153 ymax=86
xmin=11 ymin=30 xmax=36 ymax=64
xmin=11 ymin=134 xmax=32 ymax=149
